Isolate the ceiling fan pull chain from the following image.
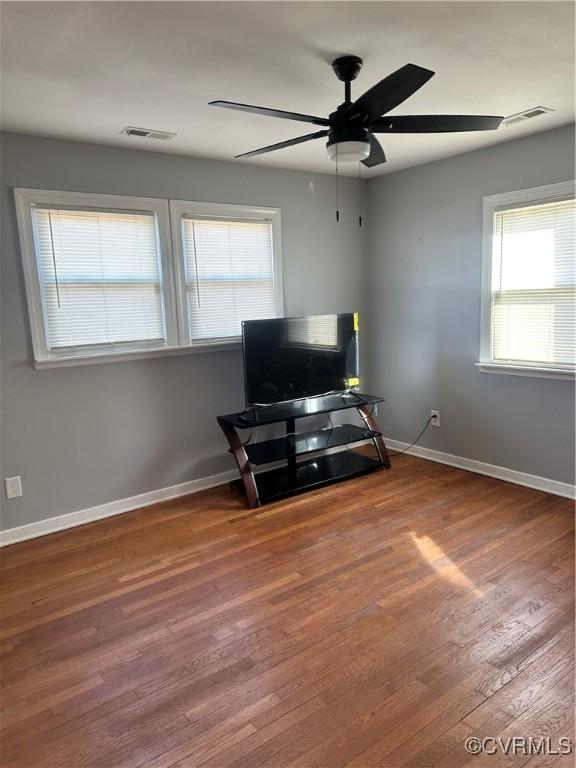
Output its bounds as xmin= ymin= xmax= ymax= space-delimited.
xmin=335 ymin=146 xmax=340 ymax=222
xmin=358 ymin=162 xmax=363 ymax=228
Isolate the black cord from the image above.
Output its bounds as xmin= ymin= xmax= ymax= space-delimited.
xmin=363 ymin=403 xmax=375 ymax=420
xmin=339 ymin=390 xmax=363 ymax=403
xmin=388 ymin=416 xmax=434 ymax=457
xmin=327 ymin=410 xmax=380 ymax=471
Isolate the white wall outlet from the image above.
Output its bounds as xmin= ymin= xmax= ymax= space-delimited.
xmin=5 ymin=476 xmax=23 ymax=499
xmin=430 ymin=410 xmax=441 ymax=427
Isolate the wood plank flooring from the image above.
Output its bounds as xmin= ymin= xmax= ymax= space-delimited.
xmin=0 ymin=455 xmax=574 ymax=768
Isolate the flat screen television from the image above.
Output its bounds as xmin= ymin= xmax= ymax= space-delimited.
xmin=242 ymin=313 xmax=359 ymax=406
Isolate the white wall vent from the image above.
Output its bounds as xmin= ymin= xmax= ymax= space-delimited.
xmin=503 ymin=107 xmax=554 ymax=127
xmin=122 ymin=126 xmax=176 ymax=141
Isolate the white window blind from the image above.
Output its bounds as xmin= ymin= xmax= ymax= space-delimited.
xmin=32 ymin=206 xmax=166 ymax=353
xmin=182 ymin=216 xmax=278 ymax=342
xmin=16 ymin=191 xmax=281 ymax=366
xmin=490 ymin=197 xmax=575 ymax=370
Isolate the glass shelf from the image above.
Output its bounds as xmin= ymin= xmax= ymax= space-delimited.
xmin=245 ymin=424 xmax=380 ymax=465
xmin=254 ymin=451 xmax=382 ymax=504
xmin=218 ymin=392 xmax=385 ymax=429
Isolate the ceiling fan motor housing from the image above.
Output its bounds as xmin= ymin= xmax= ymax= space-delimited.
xmin=326 ymin=106 xmax=370 ymax=161
xmin=327 ymin=108 xmax=370 ymax=143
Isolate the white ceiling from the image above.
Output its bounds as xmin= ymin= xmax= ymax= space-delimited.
xmin=1 ymin=1 xmax=574 ymax=177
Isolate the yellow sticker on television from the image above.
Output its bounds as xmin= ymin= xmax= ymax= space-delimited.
xmin=347 ymin=376 xmax=360 ymax=388
xmin=353 ymin=312 xmax=359 ymax=331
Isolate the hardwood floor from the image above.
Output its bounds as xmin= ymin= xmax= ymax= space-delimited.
xmin=0 ymin=455 xmax=574 ymax=768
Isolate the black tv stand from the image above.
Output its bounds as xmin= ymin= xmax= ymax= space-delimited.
xmin=217 ymin=393 xmax=390 ymax=508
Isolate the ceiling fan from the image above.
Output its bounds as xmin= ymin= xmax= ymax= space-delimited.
xmin=210 ymin=56 xmax=503 ymax=167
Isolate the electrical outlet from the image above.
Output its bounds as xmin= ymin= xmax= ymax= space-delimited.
xmin=5 ymin=476 xmax=23 ymax=499
xmin=430 ymin=410 xmax=441 ymax=427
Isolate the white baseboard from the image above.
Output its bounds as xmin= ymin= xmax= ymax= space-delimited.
xmin=1 ymin=442 xmax=573 ymax=547
xmin=0 ymin=469 xmax=238 ymax=547
xmin=384 ymin=437 xmax=576 ymax=500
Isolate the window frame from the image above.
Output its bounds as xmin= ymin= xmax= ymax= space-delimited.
xmin=478 ymin=180 xmax=576 ymax=381
xmin=15 ymin=188 xmax=178 ymax=367
xmin=15 ymin=190 xmax=283 ymax=368
xmin=169 ymin=199 xmax=283 ymax=347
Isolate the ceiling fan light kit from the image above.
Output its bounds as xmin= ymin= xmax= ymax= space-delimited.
xmin=210 ymin=54 xmax=504 ymax=168
xmin=327 ymin=141 xmax=370 ymax=162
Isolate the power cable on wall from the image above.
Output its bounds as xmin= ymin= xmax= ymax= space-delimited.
xmin=387 ymin=415 xmax=434 ymax=457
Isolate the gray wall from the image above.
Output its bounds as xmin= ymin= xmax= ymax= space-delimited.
xmin=365 ymin=124 xmax=575 ymax=485
xmin=2 ymin=126 xmax=574 ymax=532
xmin=0 ymin=132 xmax=365 ymax=530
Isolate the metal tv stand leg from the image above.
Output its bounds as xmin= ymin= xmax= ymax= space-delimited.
xmin=218 ymin=421 xmax=260 ymax=509
xmin=357 ymin=404 xmax=391 ymax=469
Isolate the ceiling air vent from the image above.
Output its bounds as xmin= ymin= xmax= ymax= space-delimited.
xmin=122 ymin=126 xmax=176 ymax=141
xmin=503 ymin=107 xmax=554 ymax=127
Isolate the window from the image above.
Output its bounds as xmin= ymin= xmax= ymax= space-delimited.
xmin=15 ymin=191 xmax=282 ymax=367
xmin=170 ymin=201 xmax=283 ymax=345
xmin=479 ymin=181 xmax=576 ymax=379
xmin=33 ymin=207 xmax=167 ymax=349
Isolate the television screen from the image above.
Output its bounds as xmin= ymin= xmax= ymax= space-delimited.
xmin=242 ymin=313 xmax=359 ymax=405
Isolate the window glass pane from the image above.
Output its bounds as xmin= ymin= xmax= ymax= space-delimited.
xmin=182 ymin=217 xmax=277 ymax=341
xmin=491 ymin=198 xmax=576 ymax=368
xmin=33 ymin=207 xmax=166 ymax=350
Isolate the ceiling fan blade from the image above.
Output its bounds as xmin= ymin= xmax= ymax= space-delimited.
xmin=361 ymin=135 xmax=386 ymax=168
xmin=236 ymin=130 xmax=329 ymax=159
xmin=371 ymin=115 xmax=504 ymax=133
xmin=210 ymin=101 xmax=329 ymax=127
xmin=350 ymin=64 xmax=435 ymax=122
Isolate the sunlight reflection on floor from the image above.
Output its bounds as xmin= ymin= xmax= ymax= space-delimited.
xmin=410 ymin=532 xmax=483 ymax=598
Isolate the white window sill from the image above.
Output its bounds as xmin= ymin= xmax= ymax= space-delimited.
xmin=34 ymin=340 xmax=242 ymax=369
xmin=475 ymin=362 xmax=575 ymax=380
